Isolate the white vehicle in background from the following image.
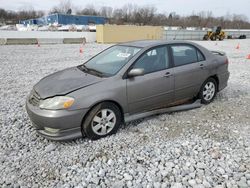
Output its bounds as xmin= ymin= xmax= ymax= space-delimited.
xmin=37 ymin=25 xmax=51 ymax=31
xmin=57 ymin=25 xmax=88 ymax=32
xmin=88 ymin=25 xmax=96 ymax=32
xmin=16 ymin=24 xmax=38 ymax=31
xmin=58 ymin=25 xmax=76 ymax=31
xmin=16 ymin=24 xmax=27 ymax=31
xmin=0 ymin=25 xmax=17 ymax=31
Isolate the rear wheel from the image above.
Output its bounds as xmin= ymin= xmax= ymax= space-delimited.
xmin=219 ymin=35 xmax=224 ymax=41
xmin=82 ymin=102 xmax=122 ymax=140
xmin=203 ymin=35 xmax=209 ymax=40
xmin=199 ymin=78 xmax=217 ymax=104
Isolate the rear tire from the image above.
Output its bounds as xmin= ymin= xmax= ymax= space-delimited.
xmin=203 ymin=35 xmax=209 ymax=40
xmin=82 ymin=102 xmax=122 ymax=140
xmin=219 ymin=35 xmax=224 ymax=41
xmin=199 ymin=78 xmax=217 ymax=104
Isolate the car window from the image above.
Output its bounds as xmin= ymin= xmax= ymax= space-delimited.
xmin=171 ymin=45 xmax=200 ymax=66
xmin=133 ymin=46 xmax=169 ymax=74
xmin=197 ymin=50 xmax=205 ymax=61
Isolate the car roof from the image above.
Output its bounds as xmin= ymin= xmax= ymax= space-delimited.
xmin=119 ymin=40 xmax=197 ymax=48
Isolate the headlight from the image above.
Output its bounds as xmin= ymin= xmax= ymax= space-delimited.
xmin=39 ymin=96 xmax=75 ymax=110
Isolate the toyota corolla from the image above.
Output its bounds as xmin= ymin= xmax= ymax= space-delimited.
xmin=26 ymin=40 xmax=230 ymax=140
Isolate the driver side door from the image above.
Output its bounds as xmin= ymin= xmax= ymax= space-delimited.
xmin=126 ymin=46 xmax=174 ymax=114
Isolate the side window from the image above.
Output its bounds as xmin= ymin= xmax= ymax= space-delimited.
xmin=197 ymin=50 xmax=205 ymax=61
xmin=133 ymin=46 xmax=169 ymax=74
xmin=171 ymin=45 xmax=199 ymax=66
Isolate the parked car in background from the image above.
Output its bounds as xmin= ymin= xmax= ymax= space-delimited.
xmin=26 ymin=40 xmax=230 ymax=141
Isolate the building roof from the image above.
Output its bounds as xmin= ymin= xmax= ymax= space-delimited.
xmin=49 ymin=13 xmax=106 ymax=18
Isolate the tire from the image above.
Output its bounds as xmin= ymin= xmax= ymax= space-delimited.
xmin=203 ymin=35 xmax=209 ymax=40
xmin=199 ymin=78 xmax=217 ymax=104
xmin=211 ymin=35 xmax=216 ymax=41
xmin=82 ymin=102 xmax=122 ymax=140
xmin=219 ymin=35 xmax=224 ymax=41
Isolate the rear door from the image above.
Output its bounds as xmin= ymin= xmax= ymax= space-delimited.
xmin=170 ymin=44 xmax=209 ymax=101
xmin=126 ymin=46 xmax=174 ymax=114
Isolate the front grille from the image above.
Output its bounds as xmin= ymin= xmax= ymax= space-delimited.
xmin=29 ymin=90 xmax=41 ymax=106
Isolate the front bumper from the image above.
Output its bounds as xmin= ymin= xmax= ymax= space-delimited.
xmin=26 ymin=99 xmax=89 ymax=141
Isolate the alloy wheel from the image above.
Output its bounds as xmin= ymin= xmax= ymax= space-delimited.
xmin=91 ymin=109 xmax=116 ymax=136
xmin=203 ymin=82 xmax=216 ymax=101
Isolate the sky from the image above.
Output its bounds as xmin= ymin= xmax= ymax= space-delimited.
xmin=0 ymin=0 xmax=250 ymax=19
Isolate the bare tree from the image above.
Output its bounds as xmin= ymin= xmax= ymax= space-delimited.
xmin=132 ymin=6 xmax=157 ymax=25
xmin=112 ymin=8 xmax=124 ymax=24
xmin=1 ymin=3 xmax=250 ymax=29
xmin=50 ymin=0 xmax=73 ymax=14
xmin=76 ymin=4 xmax=98 ymax=16
xmin=99 ymin=6 xmax=113 ymax=18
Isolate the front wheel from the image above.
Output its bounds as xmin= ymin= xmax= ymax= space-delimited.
xmin=82 ymin=102 xmax=122 ymax=140
xmin=211 ymin=35 xmax=216 ymax=41
xmin=199 ymin=78 xmax=217 ymax=104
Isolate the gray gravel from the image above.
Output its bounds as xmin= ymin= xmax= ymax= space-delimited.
xmin=0 ymin=40 xmax=250 ymax=187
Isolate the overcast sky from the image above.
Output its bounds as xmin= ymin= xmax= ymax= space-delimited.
xmin=1 ymin=0 xmax=250 ymax=19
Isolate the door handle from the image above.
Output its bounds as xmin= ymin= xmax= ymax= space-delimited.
xmin=163 ymin=72 xmax=172 ymax=78
xmin=200 ymin=64 xmax=204 ymax=69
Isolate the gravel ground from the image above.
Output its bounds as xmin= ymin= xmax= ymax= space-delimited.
xmin=0 ymin=40 xmax=250 ymax=188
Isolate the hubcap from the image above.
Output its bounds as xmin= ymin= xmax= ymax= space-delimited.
xmin=203 ymin=82 xmax=215 ymax=101
xmin=91 ymin=109 xmax=116 ymax=136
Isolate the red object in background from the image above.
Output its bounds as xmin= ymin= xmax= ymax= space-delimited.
xmin=236 ymin=43 xmax=240 ymax=49
xmin=246 ymin=54 xmax=250 ymax=59
xmin=80 ymin=47 xmax=83 ymax=53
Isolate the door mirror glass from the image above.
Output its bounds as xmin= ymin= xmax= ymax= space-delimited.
xmin=128 ymin=68 xmax=144 ymax=77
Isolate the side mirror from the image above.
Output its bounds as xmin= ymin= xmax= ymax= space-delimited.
xmin=127 ymin=68 xmax=144 ymax=78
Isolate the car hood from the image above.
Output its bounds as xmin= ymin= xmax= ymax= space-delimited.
xmin=34 ymin=67 xmax=103 ymax=99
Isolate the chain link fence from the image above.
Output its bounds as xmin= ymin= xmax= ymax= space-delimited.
xmin=163 ymin=29 xmax=250 ymax=40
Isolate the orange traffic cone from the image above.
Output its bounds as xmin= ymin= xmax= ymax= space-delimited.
xmin=246 ymin=54 xmax=250 ymax=59
xmin=236 ymin=43 xmax=240 ymax=49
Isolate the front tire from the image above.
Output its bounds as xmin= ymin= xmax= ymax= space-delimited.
xmin=199 ymin=78 xmax=217 ymax=104
xmin=211 ymin=35 xmax=216 ymax=41
xmin=82 ymin=102 xmax=122 ymax=140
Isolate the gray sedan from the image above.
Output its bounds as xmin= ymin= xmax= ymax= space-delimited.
xmin=26 ymin=40 xmax=230 ymax=140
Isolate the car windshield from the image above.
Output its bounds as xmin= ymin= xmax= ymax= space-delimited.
xmin=81 ymin=45 xmax=141 ymax=77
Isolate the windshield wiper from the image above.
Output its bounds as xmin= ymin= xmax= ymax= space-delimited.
xmin=88 ymin=68 xmax=105 ymax=77
xmin=78 ymin=64 xmax=105 ymax=77
xmin=78 ymin=64 xmax=88 ymax=72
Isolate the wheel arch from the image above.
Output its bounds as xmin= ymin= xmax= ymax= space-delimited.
xmin=80 ymin=100 xmax=125 ymax=132
xmin=210 ymin=75 xmax=219 ymax=91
